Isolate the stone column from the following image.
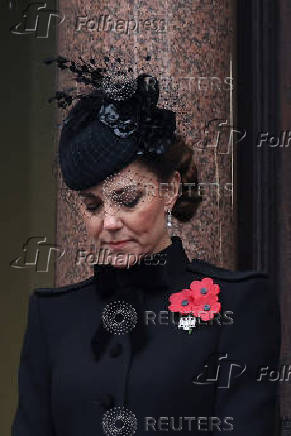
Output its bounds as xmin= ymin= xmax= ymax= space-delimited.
xmin=56 ymin=0 xmax=235 ymax=286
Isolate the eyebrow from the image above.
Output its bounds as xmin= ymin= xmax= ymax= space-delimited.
xmin=77 ymin=185 xmax=139 ymax=198
xmin=78 ymin=192 xmax=97 ymax=199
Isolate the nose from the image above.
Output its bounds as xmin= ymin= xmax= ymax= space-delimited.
xmin=103 ymin=211 xmax=123 ymax=230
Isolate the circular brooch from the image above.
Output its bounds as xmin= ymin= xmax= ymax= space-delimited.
xmin=102 ymin=300 xmax=138 ymax=335
xmin=102 ymin=406 xmax=137 ymax=435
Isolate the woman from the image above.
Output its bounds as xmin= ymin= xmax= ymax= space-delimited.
xmin=12 ymin=59 xmax=281 ymax=436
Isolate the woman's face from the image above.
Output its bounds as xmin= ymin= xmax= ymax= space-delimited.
xmin=78 ymin=161 xmax=181 ymax=268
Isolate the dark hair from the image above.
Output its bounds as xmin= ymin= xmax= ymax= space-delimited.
xmin=135 ymin=134 xmax=202 ymax=222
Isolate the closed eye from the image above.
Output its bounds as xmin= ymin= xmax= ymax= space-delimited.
xmin=121 ymin=195 xmax=141 ymax=207
xmin=80 ymin=187 xmax=144 ymax=214
xmin=111 ymin=190 xmax=143 ymax=208
xmin=84 ymin=202 xmax=102 ymax=212
xmin=83 ymin=194 xmax=142 ymax=213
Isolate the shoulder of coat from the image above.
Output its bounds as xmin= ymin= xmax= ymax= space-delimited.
xmin=186 ymin=258 xmax=268 ymax=282
xmin=33 ymin=276 xmax=96 ymax=297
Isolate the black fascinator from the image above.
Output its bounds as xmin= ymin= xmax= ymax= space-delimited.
xmin=44 ymin=56 xmax=177 ymax=190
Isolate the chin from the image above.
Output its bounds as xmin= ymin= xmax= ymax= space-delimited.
xmin=105 ymin=250 xmax=141 ymax=269
xmin=111 ymin=262 xmax=133 ymax=269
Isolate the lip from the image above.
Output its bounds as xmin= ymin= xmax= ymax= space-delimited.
xmin=106 ymin=239 xmax=133 ymax=247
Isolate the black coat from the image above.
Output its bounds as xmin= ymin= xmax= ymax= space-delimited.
xmin=11 ymin=236 xmax=281 ymax=436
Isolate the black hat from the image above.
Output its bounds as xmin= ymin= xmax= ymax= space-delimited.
xmin=45 ymin=57 xmax=177 ymax=190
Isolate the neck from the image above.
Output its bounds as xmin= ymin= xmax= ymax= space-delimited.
xmin=93 ymin=235 xmax=190 ymax=299
xmin=152 ymin=231 xmax=172 ymax=254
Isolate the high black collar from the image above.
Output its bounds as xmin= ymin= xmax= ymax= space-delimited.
xmin=93 ymin=235 xmax=190 ymax=299
xmin=91 ymin=236 xmax=190 ymax=363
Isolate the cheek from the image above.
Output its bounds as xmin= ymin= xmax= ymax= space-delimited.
xmin=126 ymin=196 xmax=164 ymax=233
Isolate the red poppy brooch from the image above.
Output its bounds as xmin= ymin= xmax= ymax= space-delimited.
xmin=168 ymin=277 xmax=221 ymax=333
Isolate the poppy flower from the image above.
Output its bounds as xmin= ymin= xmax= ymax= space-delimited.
xmin=168 ymin=277 xmax=221 ymax=323
xmin=168 ymin=289 xmax=195 ymax=314
xmin=191 ymin=299 xmax=221 ymax=321
xmin=189 ymin=277 xmax=220 ymax=304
